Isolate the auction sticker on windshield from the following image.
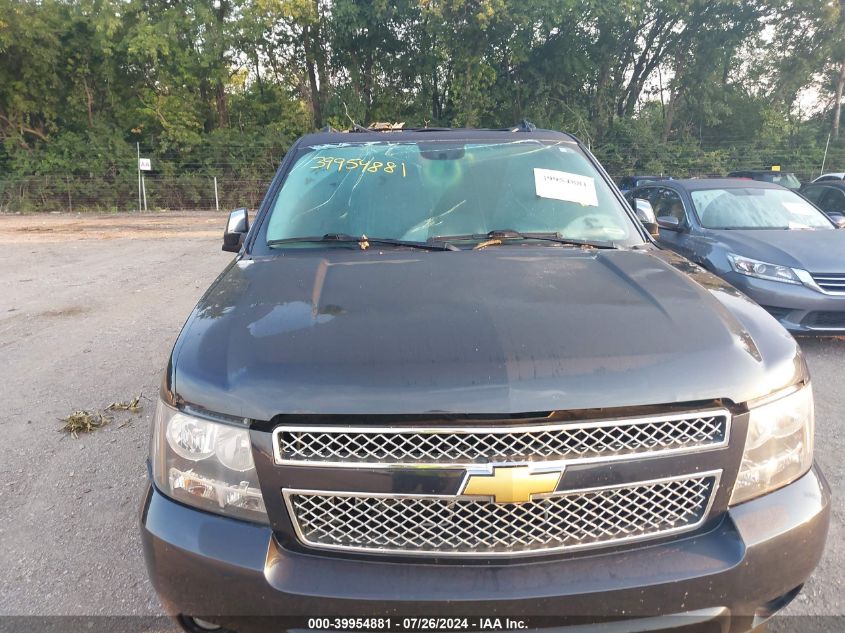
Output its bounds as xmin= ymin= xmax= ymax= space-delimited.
xmin=783 ymin=201 xmax=816 ymax=217
xmin=534 ymin=168 xmax=598 ymax=206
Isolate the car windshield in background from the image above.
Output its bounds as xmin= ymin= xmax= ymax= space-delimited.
xmin=691 ymin=187 xmax=834 ymax=230
xmin=759 ymin=172 xmax=801 ymax=189
xmin=264 ymin=140 xmax=642 ymax=247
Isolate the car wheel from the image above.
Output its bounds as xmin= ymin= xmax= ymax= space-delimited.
xmin=176 ymin=615 xmax=236 ymax=633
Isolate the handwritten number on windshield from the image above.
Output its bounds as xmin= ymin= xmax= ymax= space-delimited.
xmin=311 ymin=156 xmax=407 ymax=177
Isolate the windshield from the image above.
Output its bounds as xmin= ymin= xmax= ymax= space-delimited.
xmin=263 ymin=139 xmax=641 ymax=247
xmin=758 ymin=172 xmax=801 ymax=189
xmin=691 ymin=187 xmax=834 ymax=230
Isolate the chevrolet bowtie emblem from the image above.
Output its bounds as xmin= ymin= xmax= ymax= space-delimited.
xmin=461 ymin=465 xmax=563 ymax=504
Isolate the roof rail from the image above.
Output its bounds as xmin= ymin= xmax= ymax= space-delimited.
xmin=321 ymin=122 xmax=406 ymax=133
xmin=323 ymin=121 xmax=541 ymax=134
xmin=513 ymin=119 xmax=536 ymax=132
xmin=367 ymin=121 xmax=405 ymax=131
xmin=345 ymin=121 xmax=405 ymax=133
xmin=487 ymin=120 xmax=537 ymax=132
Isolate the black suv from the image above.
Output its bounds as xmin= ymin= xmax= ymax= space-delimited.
xmin=141 ymin=128 xmax=829 ymax=633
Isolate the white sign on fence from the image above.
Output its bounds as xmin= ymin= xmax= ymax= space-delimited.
xmin=139 ymin=158 xmax=152 ymax=171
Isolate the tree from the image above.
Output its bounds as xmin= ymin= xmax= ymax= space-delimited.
xmin=0 ymin=0 xmax=63 ymax=148
xmin=3 ymin=0 xmax=845 ymax=213
xmin=767 ymin=0 xmax=844 ymax=138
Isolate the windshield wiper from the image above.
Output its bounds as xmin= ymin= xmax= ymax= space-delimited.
xmin=429 ymin=230 xmax=620 ymax=250
xmin=267 ymin=233 xmax=459 ymax=251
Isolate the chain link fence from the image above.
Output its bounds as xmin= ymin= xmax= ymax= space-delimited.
xmin=2 ymin=139 xmax=845 ymax=213
xmin=0 ymin=174 xmax=272 ymax=214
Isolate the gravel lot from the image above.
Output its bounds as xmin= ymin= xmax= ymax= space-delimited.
xmin=0 ymin=211 xmax=841 ymax=631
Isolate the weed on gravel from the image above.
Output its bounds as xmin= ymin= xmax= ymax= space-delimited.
xmin=60 ymin=410 xmax=111 ymax=437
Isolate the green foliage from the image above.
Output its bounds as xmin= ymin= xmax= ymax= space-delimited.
xmin=2 ymin=0 xmax=845 ymax=212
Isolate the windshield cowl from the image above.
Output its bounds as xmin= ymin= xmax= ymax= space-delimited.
xmin=267 ymin=234 xmax=460 ymax=251
xmin=429 ymin=230 xmax=621 ymax=250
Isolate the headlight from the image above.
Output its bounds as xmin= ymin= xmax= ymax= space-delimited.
xmin=730 ymin=384 xmax=814 ymax=505
xmin=726 ymin=253 xmax=802 ymax=285
xmin=151 ymin=399 xmax=268 ymax=523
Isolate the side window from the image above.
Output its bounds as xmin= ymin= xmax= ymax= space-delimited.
xmin=626 ymin=186 xmax=649 ymax=205
xmin=817 ymin=176 xmax=837 ymax=182
xmin=821 ymin=188 xmax=845 ymax=213
xmin=652 ymin=188 xmax=688 ymax=226
xmin=802 ymin=186 xmax=826 ymax=205
xmin=637 ymin=187 xmax=663 ymax=207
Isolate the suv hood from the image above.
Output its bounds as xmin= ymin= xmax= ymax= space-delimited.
xmin=711 ymin=228 xmax=845 ymax=272
xmin=170 ymin=248 xmax=802 ymax=419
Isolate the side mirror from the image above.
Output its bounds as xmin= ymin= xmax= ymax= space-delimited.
xmin=223 ymin=208 xmax=249 ymax=252
xmin=828 ymin=212 xmax=845 ymax=229
xmin=632 ymin=198 xmax=659 ymax=238
xmin=656 ymin=216 xmax=682 ymax=232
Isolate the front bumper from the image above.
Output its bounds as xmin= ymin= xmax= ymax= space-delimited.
xmin=723 ymin=272 xmax=845 ymax=333
xmin=141 ymin=465 xmax=830 ymax=633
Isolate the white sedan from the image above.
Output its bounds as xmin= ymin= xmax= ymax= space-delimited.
xmin=812 ymin=172 xmax=845 ymax=183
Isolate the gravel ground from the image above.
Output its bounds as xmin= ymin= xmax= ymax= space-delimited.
xmin=0 ymin=211 xmax=841 ymax=632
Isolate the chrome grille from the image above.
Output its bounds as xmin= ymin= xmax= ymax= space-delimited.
xmin=284 ymin=473 xmax=720 ymax=556
xmin=273 ymin=411 xmax=729 ymax=466
xmin=811 ymin=273 xmax=845 ymax=293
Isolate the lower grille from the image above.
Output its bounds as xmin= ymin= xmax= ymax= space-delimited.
xmin=762 ymin=305 xmax=792 ymax=320
xmin=811 ymin=273 xmax=845 ymax=293
xmin=803 ymin=311 xmax=845 ymax=329
xmin=284 ymin=473 xmax=720 ymax=557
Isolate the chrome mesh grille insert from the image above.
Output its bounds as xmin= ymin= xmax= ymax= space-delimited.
xmin=285 ymin=473 xmax=719 ymax=556
xmin=274 ymin=412 xmax=729 ymax=466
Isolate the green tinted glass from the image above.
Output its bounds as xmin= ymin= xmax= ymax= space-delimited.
xmin=265 ymin=140 xmax=639 ymax=245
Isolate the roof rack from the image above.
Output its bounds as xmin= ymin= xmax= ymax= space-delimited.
xmin=512 ymin=119 xmax=536 ymax=132
xmin=320 ymin=121 xmax=406 ymax=133
xmin=484 ymin=120 xmax=538 ymax=132
xmin=321 ymin=120 xmax=539 ymax=134
xmin=367 ymin=121 xmax=405 ymax=131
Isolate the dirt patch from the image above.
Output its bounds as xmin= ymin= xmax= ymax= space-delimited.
xmin=0 ymin=210 xmax=226 ymax=243
xmin=39 ymin=306 xmax=90 ymax=318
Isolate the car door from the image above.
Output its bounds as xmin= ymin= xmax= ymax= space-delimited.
xmin=626 ymin=185 xmax=662 ymax=230
xmin=627 ymin=185 xmax=651 ymax=206
xmin=649 ymin=187 xmax=700 ymax=260
xmin=819 ymin=187 xmax=845 ymax=216
xmin=631 ymin=185 xmax=668 ymax=213
xmin=801 ymin=185 xmax=827 ymax=207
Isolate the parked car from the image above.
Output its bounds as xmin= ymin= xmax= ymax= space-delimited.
xmin=628 ymin=178 xmax=845 ymax=333
xmin=811 ymin=172 xmax=845 ymax=183
xmin=800 ymin=181 xmax=845 ymax=223
xmin=142 ymin=128 xmax=829 ymax=633
xmin=618 ymin=174 xmax=668 ymax=193
xmin=727 ymin=169 xmax=802 ymax=190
